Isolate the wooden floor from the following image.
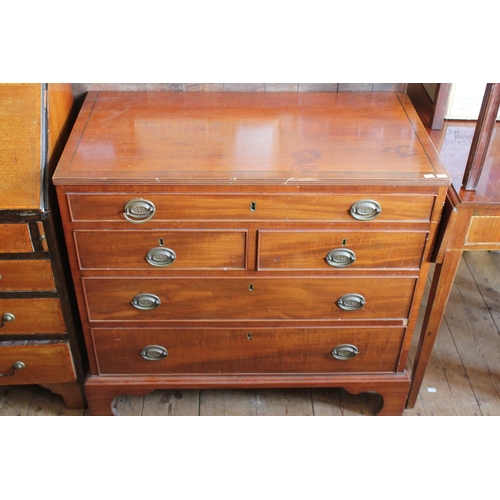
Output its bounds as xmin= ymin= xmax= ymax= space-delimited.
xmin=2 ymin=250 xmax=499 ymax=416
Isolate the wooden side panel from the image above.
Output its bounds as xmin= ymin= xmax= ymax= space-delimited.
xmin=465 ymin=216 xmax=500 ymax=247
xmin=0 ymin=83 xmax=42 ymax=209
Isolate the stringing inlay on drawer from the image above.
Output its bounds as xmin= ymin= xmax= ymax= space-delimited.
xmin=67 ymin=193 xmax=435 ymax=222
xmin=74 ymin=229 xmax=247 ymax=270
xmin=257 ymin=230 xmax=428 ymax=270
xmin=92 ymin=327 xmax=406 ymax=375
xmin=82 ymin=276 xmax=417 ymax=322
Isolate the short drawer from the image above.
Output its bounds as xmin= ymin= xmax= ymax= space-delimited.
xmin=74 ymin=229 xmax=247 ymax=270
xmin=0 ymin=298 xmax=65 ymax=335
xmin=67 ymin=193 xmax=435 ymax=223
xmin=0 ymin=224 xmax=33 ymax=253
xmin=0 ymin=340 xmax=76 ymax=385
xmin=92 ymin=326 xmax=405 ymax=375
xmin=0 ymin=260 xmax=56 ymax=291
xmin=258 ymin=230 xmax=428 ymax=270
xmin=83 ymin=276 xmax=417 ymax=322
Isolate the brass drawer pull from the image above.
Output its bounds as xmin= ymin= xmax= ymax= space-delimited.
xmin=325 ymin=248 xmax=356 ymax=267
xmin=131 ymin=293 xmax=161 ymax=310
xmin=1 ymin=312 xmax=15 ymax=328
xmin=332 ymin=344 xmax=359 ymax=360
xmin=337 ymin=293 xmax=366 ymax=311
xmin=349 ymin=200 xmax=381 ymax=221
xmin=0 ymin=361 xmax=25 ymax=377
xmin=123 ymin=198 xmax=156 ymax=223
xmin=140 ymin=345 xmax=168 ymax=361
xmin=145 ymin=247 xmax=176 ymax=267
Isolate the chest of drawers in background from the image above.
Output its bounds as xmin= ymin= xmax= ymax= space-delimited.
xmin=0 ymin=83 xmax=86 ymax=408
xmin=53 ymin=91 xmax=451 ymax=415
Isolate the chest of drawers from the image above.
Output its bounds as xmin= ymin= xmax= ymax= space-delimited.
xmin=53 ymin=91 xmax=450 ymax=415
xmin=0 ymin=83 xmax=86 ymax=408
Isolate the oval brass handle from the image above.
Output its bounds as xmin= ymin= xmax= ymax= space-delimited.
xmin=140 ymin=345 xmax=168 ymax=361
xmin=0 ymin=361 xmax=25 ymax=377
xmin=332 ymin=344 xmax=359 ymax=360
xmin=337 ymin=293 xmax=366 ymax=311
xmin=131 ymin=293 xmax=161 ymax=311
xmin=1 ymin=312 xmax=15 ymax=328
xmin=145 ymin=247 xmax=176 ymax=267
xmin=325 ymin=248 xmax=356 ymax=267
xmin=349 ymin=200 xmax=381 ymax=221
xmin=123 ymin=198 xmax=156 ymax=223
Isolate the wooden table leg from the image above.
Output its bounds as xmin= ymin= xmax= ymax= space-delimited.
xmin=406 ymin=250 xmax=463 ymax=408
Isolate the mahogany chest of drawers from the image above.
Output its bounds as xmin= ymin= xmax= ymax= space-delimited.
xmin=0 ymin=83 xmax=86 ymax=408
xmin=53 ymin=91 xmax=451 ymax=415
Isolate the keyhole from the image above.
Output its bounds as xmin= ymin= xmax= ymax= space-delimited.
xmin=159 ymin=238 xmax=164 ymax=246
xmin=342 ymin=238 xmax=347 ymax=246
xmin=247 ymin=332 xmax=252 ymax=340
xmin=250 ymin=201 xmax=257 ymax=212
xmin=248 ymin=284 xmax=254 ymax=291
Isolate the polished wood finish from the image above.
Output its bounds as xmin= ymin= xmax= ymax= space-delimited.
xmin=407 ymin=84 xmax=500 ymax=407
xmin=0 ymin=84 xmax=42 ymax=209
xmin=0 ymin=260 xmax=55 ymax=291
xmin=0 ymin=340 xmax=75 ymax=385
xmin=53 ymin=91 xmax=450 ymax=415
xmin=92 ymin=326 xmax=405 ymax=375
xmin=0 ymin=224 xmax=34 ymax=253
xmin=0 ymin=84 xmax=86 ymax=408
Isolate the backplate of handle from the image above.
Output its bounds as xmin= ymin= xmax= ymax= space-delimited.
xmin=331 ymin=344 xmax=359 ymax=360
xmin=131 ymin=293 xmax=161 ymax=310
xmin=123 ymin=198 xmax=156 ymax=223
xmin=140 ymin=345 xmax=168 ymax=361
xmin=145 ymin=247 xmax=176 ymax=267
xmin=337 ymin=293 xmax=366 ymax=311
xmin=325 ymin=248 xmax=356 ymax=267
xmin=349 ymin=200 xmax=381 ymax=221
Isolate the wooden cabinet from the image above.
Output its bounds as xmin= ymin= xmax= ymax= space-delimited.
xmin=0 ymin=84 xmax=86 ymax=408
xmin=53 ymin=91 xmax=450 ymax=415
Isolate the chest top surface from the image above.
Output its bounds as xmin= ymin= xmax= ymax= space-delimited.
xmin=53 ymin=91 xmax=450 ymax=187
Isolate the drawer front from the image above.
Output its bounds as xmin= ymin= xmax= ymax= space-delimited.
xmin=0 ymin=260 xmax=56 ymax=291
xmin=0 ymin=340 xmax=76 ymax=385
xmin=0 ymin=224 xmax=34 ymax=253
xmin=465 ymin=216 xmax=500 ymax=247
xmin=258 ymin=230 xmax=427 ymax=270
xmin=0 ymin=298 xmax=66 ymax=335
xmin=83 ymin=277 xmax=416 ymax=322
xmin=74 ymin=229 xmax=247 ymax=270
xmin=67 ymin=193 xmax=435 ymax=223
xmin=92 ymin=327 xmax=405 ymax=374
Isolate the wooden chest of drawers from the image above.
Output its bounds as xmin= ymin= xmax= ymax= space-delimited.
xmin=53 ymin=91 xmax=450 ymax=415
xmin=0 ymin=84 xmax=86 ymax=408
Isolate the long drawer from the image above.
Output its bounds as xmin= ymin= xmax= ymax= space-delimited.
xmin=67 ymin=193 xmax=436 ymax=223
xmin=257 ymin=230 xmax=428 ymax=270
xmin=83 ymin=276 xmax=417 ymax=322
xmin=74 ymin=229 xmax=247 ymax=270
xmin=0 ymin=340 xmax=76 ymax=385
xmin=92 ymin=326 xmax=406 ymax=374
xmin=0 ymin=260 xmax=56 ymax=291
xmin=0 ymin=298 xmax=66 ymax=335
